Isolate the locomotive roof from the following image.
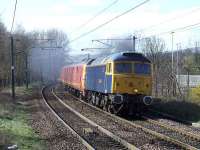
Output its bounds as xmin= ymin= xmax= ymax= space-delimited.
xmin=88 ymin=52 xmax=151 ymax=65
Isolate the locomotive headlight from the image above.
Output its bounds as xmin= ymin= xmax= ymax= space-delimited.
xmin=134 ymin=89 xmax=138 ymax=93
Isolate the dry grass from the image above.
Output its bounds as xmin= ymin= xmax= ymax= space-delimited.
xmin=190 ymin=86 xmax=200 ymax=104
xmin=151 ymin=86 xmax=200 ymax=124
xmin=0 ymin=85 xmax=45 ymax=150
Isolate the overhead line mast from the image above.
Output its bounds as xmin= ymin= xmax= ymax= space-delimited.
xmin=93 ymin=36 xmax=137 ymax=51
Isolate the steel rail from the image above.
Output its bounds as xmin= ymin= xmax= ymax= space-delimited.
xmin=41 ymin=86 xmax=95 ymax=150
xmin=149 ymin=109 xmax=200 ymax=128
xmin=142 ymin=115 xmax=200 ymax=141
xmin=53 ymin=88 xmax=199 ymax=150
xmin=52 ymin=88 xmax=138 ymax=150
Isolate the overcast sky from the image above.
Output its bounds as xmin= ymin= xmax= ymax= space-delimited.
xmin=1 ymin=0 xmax=200 ymax=54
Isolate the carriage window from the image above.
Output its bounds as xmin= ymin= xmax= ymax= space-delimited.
xmin=134 ymin=63 xmax=151 ymax=75
xmin=115 ymin=63 xmax=132 ymax=73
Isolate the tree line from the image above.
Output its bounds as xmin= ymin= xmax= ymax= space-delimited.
xmin=0 ymin=20 xmax=70 ymax=88
xmin=1 ymin=18 xmax=200 ymax=100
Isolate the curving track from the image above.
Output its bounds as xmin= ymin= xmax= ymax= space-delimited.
xmin=54 ymin=85 xmax=193 ymax=150
xmin=42 ymin=85 xmax=136 ymax=150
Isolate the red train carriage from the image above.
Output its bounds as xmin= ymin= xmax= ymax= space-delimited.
xmin=60 ymin=64 xmax=86 ymax=95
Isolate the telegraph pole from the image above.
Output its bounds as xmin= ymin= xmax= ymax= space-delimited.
xmin=176 ymin=43 xmax=180 ymax=83
xmin=171 ymin=32 xmax=175 ymax=96
xmin=11 ymin=36 xmax=15 ymax=99
xmin=25 ymin=53 xmax=28 ymax=89
xmin=171 ymin=32 xmax=175 ymax=73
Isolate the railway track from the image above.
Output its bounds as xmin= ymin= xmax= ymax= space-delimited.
xmin=142 ymin=115 xmax=200 ymax=140
xmin=42 ymin=85 xmax=136 ymax=150
xmin=147 ymin=109 xmax=200 ymax=129
xmin=144 ymin=110 xmax=200 ymax=133
xmin=134 ymin=116 xmax=200 ymax=149
xmin=54 ymin=85 xmax=195 ymax=150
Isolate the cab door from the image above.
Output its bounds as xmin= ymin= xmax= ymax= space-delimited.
xmin=105 ymin=62 xmax=113 ymax=93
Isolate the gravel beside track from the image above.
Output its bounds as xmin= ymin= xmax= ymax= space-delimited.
xmin=27 ymin=88 xmax=86 ymax=150
xmin=43 ymin=86 xmax=129 ymax=150
xmin=54 ymin=86 xmax=182 ymax=150
xmin=145 ymin=112 xmax=200 ymax=135
xmin=133 ymin=119 xmax=200 ymax=149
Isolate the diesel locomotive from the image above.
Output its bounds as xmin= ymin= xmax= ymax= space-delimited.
xmin=60 ymin=52 xmax=153 ymax=115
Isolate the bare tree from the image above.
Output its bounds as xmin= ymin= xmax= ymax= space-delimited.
xmin=0 ymin=21 xmax=71 ymax=88
xmin=12 ymin=25 xmax=32 ymax=86
xmin=29 ymin=29 xmax=70 ymax=83
xmin=141 ymin=36 xmax=166 ymax=97
xmin=0 ymin=20 xmax=11 ymax=88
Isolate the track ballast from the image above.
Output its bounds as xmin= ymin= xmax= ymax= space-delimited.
xmin=42 ymin=85 xmax=135 ymax=150
xmin=54 ymin=85 xmax=191 ymax=150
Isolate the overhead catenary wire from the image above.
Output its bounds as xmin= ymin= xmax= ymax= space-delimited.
xmin=69 ymin=0 xmax=150 ymax=44
xmin=139 ymin=21 xmax=200 ymax=40
xmin=167 ymin=21 xmax=200 ymax=33
xmin=70 ymin=0 xmax=119 ymax=35
xmin=139 ymin=7 xmax=200 ymax=33
xmin=93 ymin=38 xmax=133 ymax=41
xmin=92 ymin=22 xmax=200 ymax=47
xmin=157 ymin=21 xmax=200 ymax=36
xmin=183 ymin=24 xmax=200 ymax=31
xmin=10 ymin=0 xmax=18 ymax=33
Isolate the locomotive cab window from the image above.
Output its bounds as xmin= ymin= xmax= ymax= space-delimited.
xmin=114 ymin=62 xmax=132 ymax=74
xmin=134 ymin=63 xmax=151 ymax=75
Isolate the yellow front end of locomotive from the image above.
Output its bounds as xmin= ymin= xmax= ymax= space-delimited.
xmin=111 ymin=61 xmax=152 ymax=95
xmin=112 ymin=75 xmax=152 ymax=95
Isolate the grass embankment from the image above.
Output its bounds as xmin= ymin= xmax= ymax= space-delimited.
xmin=190 ymin=86 xmax=200 ymax=104
xmin=0 ymin=86 xmax=45 ymax=150
xmin=151 ymin=88 xmax=200 ymax=124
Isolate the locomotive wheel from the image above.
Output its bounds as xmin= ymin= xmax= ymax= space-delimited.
xmin=91 ymin=94 xmax=96 ymax=105
xmin=103 ymin=102 xmax=108 ymax=112
xmin=108 ymin=104 xmax=114 ymax=114
xmin=88 ymin=98 xmax=93 ymax=105
xmin=79 ymin=94 xmax=84 ymax=100
xmin=99 ymin=99 xmax=104 ymax=109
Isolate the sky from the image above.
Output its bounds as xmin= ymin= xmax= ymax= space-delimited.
xmin=1 ymin=0 xmax=200 ymax=54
